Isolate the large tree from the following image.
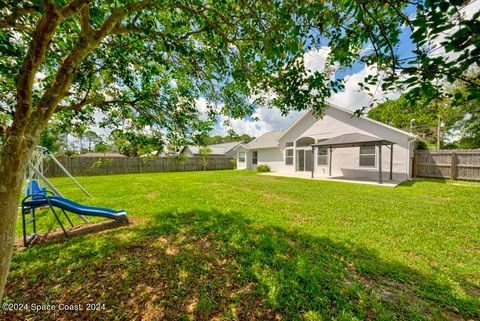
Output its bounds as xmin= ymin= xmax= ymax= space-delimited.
xmin=0 ymin=0 xmax=478 ymax=300
xmin=368 ymin=93 xmax=463 ymax=147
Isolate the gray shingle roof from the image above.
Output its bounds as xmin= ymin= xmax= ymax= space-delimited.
xmin=246 ymin=130 xmax=283 ymax=149
xmin=185 ymin=141 xmax=244 ymax=155
xmin=79 ymin=152 xmax=126 ymax=158
xmin=312 ymin=133 xmax=393 ymax=148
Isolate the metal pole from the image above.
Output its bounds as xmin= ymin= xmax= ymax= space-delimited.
xmin=47 ymin=150 xmax=92 ymax=198
xmin=329 ymin=147 xmax=333 ymax=176
xmin=378 ymin=144 xmax=383 ymax=184
xmin=28 ymin=163 xmax=90 ymax=223
xmin=28 ymin=162 xmax=64 ymax=197
xmin=311 ymin=146 xmax=315 ymax=178
xmin=389 ymin=144 xmax=393 ymax=180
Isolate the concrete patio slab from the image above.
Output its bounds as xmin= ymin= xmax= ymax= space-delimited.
xmin=259 ymin=171 xmax=404 ymax=187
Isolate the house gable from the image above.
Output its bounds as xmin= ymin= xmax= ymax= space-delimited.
xmin=278 ymin=104 xmax=413 ymax=149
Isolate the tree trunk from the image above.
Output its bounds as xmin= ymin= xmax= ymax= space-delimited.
xmin=0 ymin=0 xmax=136 ymax=301
xmin=65 ymin=133 xmax=69 ymax=153
xmin=0 ymin=133 xmax=35 ymax=299
xmin=437 ymin=115 xmax=442 ymax=150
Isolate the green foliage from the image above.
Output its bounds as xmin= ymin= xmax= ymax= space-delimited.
xmin=39 ymin=127 xmax=61 ymax=153
xmin=90 ymin=158 xmax=113 ymax=169
xmin=84 ymin=130 xmax=100 ymax=152
xmin=448 ymin=72 xmax=480 ymax=148
xmin=173 ymin=154 xmax=188 ymax=164
xmin=199 ymin=134 xmax=254 ymax=146
xmin=369 ymin=95 xmax=435 ymax=129
xmin=256 ymin=165 xmax=271 ymax=173
xmin=62 ymin=149 xmax=77 ymax=157
xmin=198 ymin=146 xmax=212 ymax=157
xmin=198 ymin=146 xmax=212 ymax=170
xmin=230 ymin=158 xmax=237 ymax=169
xmin=94 ymin=141 xmax=109 ymax=154
xmin=111 ymin=129 xmax=163 ymax=157
xmin=369 ymin=70 xmax=480 ymax=148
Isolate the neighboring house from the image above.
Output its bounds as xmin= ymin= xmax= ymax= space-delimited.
xmin=182 ymin=141 xmax=245 ymax=157
xmin=234 ymin=104 xmax=416 ymax=182
xmin=79 ymin=152 xmax=126 ymax=158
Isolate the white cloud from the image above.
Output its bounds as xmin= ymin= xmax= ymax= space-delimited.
xmin=328 ymin=65 xmax=400 ymax=112
xmin=428 ymin=0 xmax=480 ymax=61
xmin=212 ymin=107 xmax=303 ymax=137
xmin=304 ymin=47 xmax=331 ymax=74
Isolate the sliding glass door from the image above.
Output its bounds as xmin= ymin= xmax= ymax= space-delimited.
xmin=296 ymin=150 xmax=312 ymax=172
xmin=296 ymin=150 xmax=305 ymax=171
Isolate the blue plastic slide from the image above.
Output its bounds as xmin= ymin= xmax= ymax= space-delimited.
xmin=23 ymin=195 xmax=128 ymax=222
xmin=46 ymin=196 xmax=128 ymax=221
xmin=21 ymin=182 xmax=128 ymax=246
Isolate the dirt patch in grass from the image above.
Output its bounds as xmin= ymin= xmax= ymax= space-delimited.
xmin=147 ymin=191 xmax=160 ymax=199
xmin=291 ymin=211 xmax=307 ymax=225
xmin=235 ymin=185 xmax=299 ymax=205
xmin=466 ymin=286 xmax=480 ymax=298
xmin=14 ymin=219 xmax=132 ymax=248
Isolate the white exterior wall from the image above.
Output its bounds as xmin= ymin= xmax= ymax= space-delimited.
xmin=243 ymin=107 xmax=414 ymax=180
xmin=236 ymin=147 xmax=249 ymax=170
xmin=254 ymin=148 xmax=285 ymax=171
xmin=313 ymin=145 xmax=409 ymax=181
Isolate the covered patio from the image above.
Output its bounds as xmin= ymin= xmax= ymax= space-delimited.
xmin=311 ymin=133 xmax=396 ymax=184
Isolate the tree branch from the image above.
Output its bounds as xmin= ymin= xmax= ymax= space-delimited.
xmin=15 ymin=9 xmax=63 ymax=124
xmin=0 ymin=6 xmax=39 ymax=29
xmin=96 ymin=0 xmax=152 ymax=40
xmin=360 ymin=2 xmax=397 ymax=75
xmin=110 ymin=25 xmax=209 ymax=44
xmin=382 ymin=0 xmax=413 ymax=32
xmin=60 ymin=0 xmax=89 ymax=18
xmin=56 ymin=98 xmax=140 ymax=112
xmin=396 ymin=66 xmax=480 ymax=88
xmin=42 ymin=0 xmax=56 ymax=13
xmin=78 ymin=2 xmax=93 ymax=41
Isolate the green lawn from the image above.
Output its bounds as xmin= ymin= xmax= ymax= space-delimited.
xmin=2 ymin=170 xmax=479 ymax=320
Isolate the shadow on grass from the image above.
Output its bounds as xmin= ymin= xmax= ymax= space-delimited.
xmin=2 ymin=210 xmax=479 ymax=321
xmin=399 ymin=178 xmax=448 ymax=187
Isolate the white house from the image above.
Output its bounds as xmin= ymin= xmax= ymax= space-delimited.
xmin=234 ymin=104 xmax=416 ymax=183
xmin=182 ymin=141 xmax=245 ymax=157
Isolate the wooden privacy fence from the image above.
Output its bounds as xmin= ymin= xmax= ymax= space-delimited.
xmin=44 ymin=156 xmax=234 ymax=178
xmin=414 ymin=149 xmax=480 ymax=181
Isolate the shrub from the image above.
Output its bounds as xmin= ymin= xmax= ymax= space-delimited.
xmin=256 ymin=165 xmax=271 ymax=172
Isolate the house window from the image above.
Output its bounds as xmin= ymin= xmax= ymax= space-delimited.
xmin=285 ymin=149 xmax=293 ymax=165
xmin=317 ymin=147 xmax=328 ymax=166
xmin=252 ymin=151 xmax=258 ymax=165
xmin=285 ymin=142 xmax=294 ymax=147
xmin=359 ymin=145 xmax=376 ymax=167
xmin=238 ymin=151 xmax=246 ymax=163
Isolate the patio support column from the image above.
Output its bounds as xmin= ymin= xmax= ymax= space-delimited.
xmin=378 ymin=143 xmax=383 ymax=184
xmin=389 ymin=143 xmax=394 ymax=180
xmin=329 ymin=147 xmax=333 ymax=176
xmin=311 ymin=146 xmax=315 ymax=178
